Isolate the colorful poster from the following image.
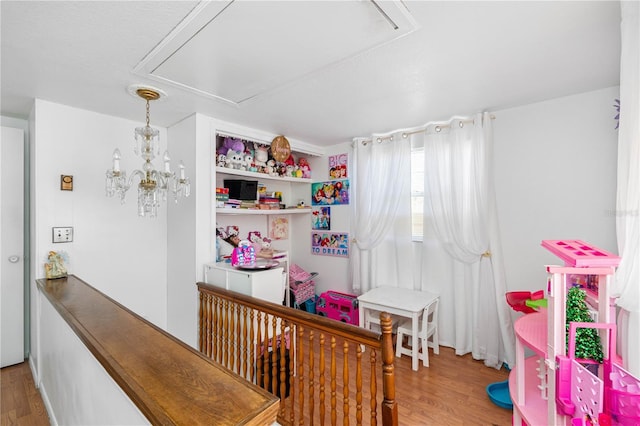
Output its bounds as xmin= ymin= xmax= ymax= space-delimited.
xmin=311 ymin=232 xmax=349 ymax=257
xmin=328 ymin=153 xmax=348 ymax=178
xmin=311 ymin=179 xmax=349 ymax=205
xmin=311 ymin=207 xmax=331 ymax=230
xmin=268 ymin=216 xmax=289 ymax=240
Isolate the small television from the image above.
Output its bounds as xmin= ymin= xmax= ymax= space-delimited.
xmin=224 ymin=179 xmax=258 ymax=201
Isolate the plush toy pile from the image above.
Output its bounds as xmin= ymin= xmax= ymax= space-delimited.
xmin=216 ymin=136 xmax=311 ymax=179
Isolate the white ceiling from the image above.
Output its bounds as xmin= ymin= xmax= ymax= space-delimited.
xmin=1 ymin=1 xmax=621 ymax=147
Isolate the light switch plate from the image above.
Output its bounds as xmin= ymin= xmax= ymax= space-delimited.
xmin=52 ymin=227 xmax=73 ymax=243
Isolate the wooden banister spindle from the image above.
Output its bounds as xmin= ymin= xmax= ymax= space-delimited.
xmin=297 ymin=325 xmax=305 ymax=426
xmin=205 ymin=294 xmax=212 ymax=357
xmin=279 ymin=319 xmax=287 ymax=418
xmin=356 ymin=344 xmax=363 ymax=425
xmin=256 ymin=311 xmax=264 ymax=388
xmin=229 ymin=302 xmax=236 ymax=372
xmin=270 ymin=316 xmax=278 ymax=396
xmin=370 ymin=349 xmax=377 ymax=426
xmin=380 ymin=312 xmax=398 ymax=426
xmin=288 ymin=322 xmax=295 ymax=425
xmin=213 ymin=296 xmax=220 ymax=363
xmin=249 ymin=309 xmax=256 ymax=383
xmin=319 ymin=332 xmax=326 ymax=426
xmin=308 ymin=331 xmax=315 ymax=423
xmin=198 ymin=292 xmax=204 ymax=353
xmin=343 ymin=341 xmax=350 ymax=425
xmin=242 ymin=306 xmax=248 ymax=379
xmin=331 ymin=336 xmax=337 ymax=425
xmin=223 ymin=299 xmax=229 ymax=368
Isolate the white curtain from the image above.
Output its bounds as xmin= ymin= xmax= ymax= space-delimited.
xmin=417 ymin=113 xmax=515 ymax=369
xmin=350 ymin=132 xmax=413 ymax=293
xmin=614 ymin=1 xmax=640 ymax=377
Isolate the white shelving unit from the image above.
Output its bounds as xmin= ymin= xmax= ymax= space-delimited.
xmin=216 ymin=208 xmax=311 ymax=215
xmin=213 ymin=131 xmax=315 ymax=309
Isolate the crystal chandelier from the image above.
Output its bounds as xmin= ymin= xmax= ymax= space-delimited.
xmin=105 ymin=87 xmax=190 ymax=217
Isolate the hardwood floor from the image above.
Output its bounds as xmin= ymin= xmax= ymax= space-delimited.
xmin=393 ymin=346 xmax=512 ymax=425
xmin=0 ymin=348 xmax=512 ymax=426
xmin=0 ymin=361 xmax=49 ymax=426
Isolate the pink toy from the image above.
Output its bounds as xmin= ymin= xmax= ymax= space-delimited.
xmin=288 ymin=264 xmax=316 ymax=305
xmin=231 ymin=240 xmax=256 ymax=267
xmin=555 ymin=321 xmax=640 ymax=425
xmin=541 ymin=240 xmax=621 ymax=267
xmin=316 ymin=291 xmax=359 ymax=326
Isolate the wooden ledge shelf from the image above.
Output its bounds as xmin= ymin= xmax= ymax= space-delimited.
xmin=36 ymin=275 xmax=278 ymax=425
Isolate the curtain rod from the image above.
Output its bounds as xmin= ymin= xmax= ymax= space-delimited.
xmin=358 ymin=114 xmax=496 ymax=144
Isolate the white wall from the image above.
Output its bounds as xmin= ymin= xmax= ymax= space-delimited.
xmin=166 ymin=113 xmax=212 ymax=346
xmin=494 ymin=86 xmax=619 ymax=293
xmin=30 ymin=100 xmax=169 ymax=365
xmin=298 ymin=142 xmax=353 ymax=296
xmin=38 ymin=291 xmax=149 ymax=426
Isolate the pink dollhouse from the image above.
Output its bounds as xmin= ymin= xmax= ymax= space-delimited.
xmin=510 ymin=240 xmax=640 ymax=426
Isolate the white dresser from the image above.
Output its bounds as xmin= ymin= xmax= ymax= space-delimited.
xmin=203 ymin=262 xmax=286 ymax=305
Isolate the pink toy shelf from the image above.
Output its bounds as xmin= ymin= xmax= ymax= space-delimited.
xmin=541 ymin=240 xmax=621 ymax=268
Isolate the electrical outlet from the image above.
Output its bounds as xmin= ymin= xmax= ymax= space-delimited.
xmin=52 ymin=227 xmax=73 ymax=243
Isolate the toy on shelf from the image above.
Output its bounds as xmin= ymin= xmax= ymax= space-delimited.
xmin=231 ymin=240 xmax=256 ymax=267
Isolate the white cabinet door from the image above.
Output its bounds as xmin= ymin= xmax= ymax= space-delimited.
xmin=1 ymin=126 xmax=25 ymax=368
xmin=204 ymin=263 xmax=285 ymax=305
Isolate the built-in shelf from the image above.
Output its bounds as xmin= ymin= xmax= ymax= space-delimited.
xmin=216 ymin=208 xmax=311 ymax=215
xmin=216 ymin=166 xmax=312 ymax=184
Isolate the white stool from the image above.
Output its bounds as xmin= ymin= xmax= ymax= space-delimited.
xmin=395 ymin=297 xmax=439 ymax=367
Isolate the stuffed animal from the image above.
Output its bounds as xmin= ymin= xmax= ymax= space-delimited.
xmin=244 ymin=153 xmax=256 ymax=172
xmin=253 ymin=143 xmax=269 ymax=171
xmin=219 ymin=137 xmax=245 ymax=157
xmin=247 ymin=231 xmax=264 ymax=253
xmin=286 ymin=164 xmax=295 ymax=177
xmin=226 ymin=149 xmax=244 ymax=169
xmin=217 ymin=153 xmax=227 ymax=167
xmin=266 ymin=159 xmax=277 ymax=176
xmin=298 ymin=157 xmax=311 ymax=178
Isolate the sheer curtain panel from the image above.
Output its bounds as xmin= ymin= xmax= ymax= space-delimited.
xmin=418 ymin=112 xmax=515 ymax=369
xmin=615 ymin=1 xmax=640 ymax=377
xmin=350 ymin=133 xmax=413 ymax=293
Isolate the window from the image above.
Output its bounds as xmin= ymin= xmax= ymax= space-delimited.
xmin=410 ymin=146 xmax=424 ymax=241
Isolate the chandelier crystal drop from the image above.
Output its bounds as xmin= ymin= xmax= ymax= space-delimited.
xmin=105 ymin=87 xmax=190 ymax=217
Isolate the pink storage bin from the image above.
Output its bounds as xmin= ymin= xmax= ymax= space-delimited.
xmin=288 ymin=264 xmax=317 ymax=305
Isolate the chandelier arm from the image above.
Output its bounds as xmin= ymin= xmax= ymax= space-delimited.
xmin=129 ymin=169 xmax=146 ymax=187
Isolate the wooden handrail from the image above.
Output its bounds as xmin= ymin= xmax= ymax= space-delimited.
xmin=36 ymin=276 xmax=279 ymax=425
xmin=197 ymin=282 xmax=398 ymax=426
xmin=197 ymin=283 xmax=381 ymax=347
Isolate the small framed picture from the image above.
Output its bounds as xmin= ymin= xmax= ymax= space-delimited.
xmin=60 ymin=175 xmax=73 ymax=191
xmin=268 ymin=216 xmax=289 ymax=240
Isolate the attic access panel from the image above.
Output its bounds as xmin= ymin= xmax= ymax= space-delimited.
xmin=134 ymin=1 xmax=417 ymax=105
